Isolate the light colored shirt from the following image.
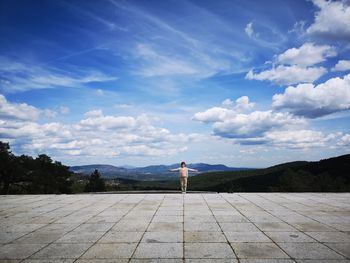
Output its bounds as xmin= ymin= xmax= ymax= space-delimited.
xmin=170 ymin=167 xmax=198 ymax=177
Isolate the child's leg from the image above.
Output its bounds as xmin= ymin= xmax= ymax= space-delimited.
xmin=180 ymin=178 xmax=184 ymax=191
xmin=184 ymin=177 xmax=188 ymax=192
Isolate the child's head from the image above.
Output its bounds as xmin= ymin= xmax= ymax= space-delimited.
xmin=181 ymin=161 xmax=186 ymax=167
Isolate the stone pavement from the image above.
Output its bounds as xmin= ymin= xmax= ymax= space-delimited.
xmin=0 ymin=193 xmax=349 ymax=262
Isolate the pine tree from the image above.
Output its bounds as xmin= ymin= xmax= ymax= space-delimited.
xmin=85 ymin=169 xmax=105 ymax=192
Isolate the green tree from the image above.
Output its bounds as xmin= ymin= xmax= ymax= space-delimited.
xmin=0 ymin=141 xmax=73 ymax=194
xmin=28 ymin=154 xmax=73 ymax=194
xmin=85 ymin=169 xmax=105 ymax=192
xmin=0 ymin=141 xmax=16 ymax=194
xmin=274 ymin=168 xmax=315 ymax=192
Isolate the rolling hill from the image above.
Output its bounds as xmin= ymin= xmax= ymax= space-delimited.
xmin=70 ymin=163 xmax=252 ymax=180
xmin=133 ymin=154 xmax=350 ymax=192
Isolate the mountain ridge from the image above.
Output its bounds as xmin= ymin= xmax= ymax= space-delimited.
xmin=70 ymin=163 xmax=254 ymax=180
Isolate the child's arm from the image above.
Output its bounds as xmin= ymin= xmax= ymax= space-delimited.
xmin=187 ymin=168 xmax=199 ymax=172
xmin=169 ymin=167 xmax=181 ymax=172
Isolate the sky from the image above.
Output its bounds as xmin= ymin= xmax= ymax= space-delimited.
xmin=0 ymin=0 xmax=350 ymax=167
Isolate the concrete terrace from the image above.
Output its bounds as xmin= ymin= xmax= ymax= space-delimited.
xmin=0 ymin=193 xmax=349 ymax=262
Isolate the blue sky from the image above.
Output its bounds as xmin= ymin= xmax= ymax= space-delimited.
xmin=0 ymin=0 xmax=349 ymax=167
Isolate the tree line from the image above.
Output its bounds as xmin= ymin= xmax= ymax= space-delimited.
xmin=0 ymin=141 xmax=105 ymax=194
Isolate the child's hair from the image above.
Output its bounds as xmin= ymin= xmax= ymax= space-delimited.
xmin=181 ymin=161 xmax=186 ymax=167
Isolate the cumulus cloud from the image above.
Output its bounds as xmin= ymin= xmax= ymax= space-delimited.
xmin=264 ymin=129 xmax=333 ymax=149
xmin=307 ymin=0 xmax=350 ymax=41
xmin=233 ymin=96 xmax=255 ymax=112
xmin=246 ymin=65 xmax=326 ymax=85
xmin=0 ymin=94 xmax=52 ymax=121
xmin=272 ymin=73 xmax=350 ymax=118
xmin=0 ymin=95 xmax=203 ymax=158
xmin=77 ymin=115 xmax=136 ymax=131
xmin=193 ymin=96 xmax=305 ymax=140
xmin=211 ymin=111 xmax=304 ymax=139
xmin=332 ymin=60 xmax=350 ymax=72
xmin=193 ymin=107 xmax=236 ymax=123
xmin=277 ymin=42 xmax=336 ymax=66
xmin=194 ymin=96 xmax=255 ymax=123
xmin=245 ymin=41 xmax=339 ymax=86
xmin=192 ymin=96 xmax=344 ymax=149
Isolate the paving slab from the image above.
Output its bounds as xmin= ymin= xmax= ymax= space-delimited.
xmin=0 ymin=193 xmax=349 ymax=261
xmin=141 ymin=231 xmax=183 ymax=243
xmin=184 ymin=231 xmax=226 ymax=242
xmin=185 ymin=259 xmax=238 ymax=263
xmin=184 ymin=242 xmax=236 ymax=259
xmin=81 ymin=243 xmax=137 ymax=259
xmin=239 ymin=260 xmax=295 ymax=263
xmin=305 ymin=231 xmax=350 ymax=242
xmin=0 ymin=243 xmax=47 ymax=260
xmin=264 ymin=231 xmax=315 ymax=242
xmin=324 ymin=242 xmax=350 ymax=258
xmin=277 ymin=242 xmax=345 ymax=260
xmin=225 ymin=231 xmax=271 ymax=242
xmin=130 ymin=259 xmax=182 ymax=263
xmin=54 ymin=231 xmax=105 ymax=243
xmin=29 ymin=243 xmax=91 ymax=259
xmin=230 ymin=242 xmax=290 ymax=259
xmin=132 ymin=243 xmax=183 ymax=258
xmin=98 ymin=231 xmax=144 ymax=243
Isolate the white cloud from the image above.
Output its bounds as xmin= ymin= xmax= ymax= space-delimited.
xmin=272 ymin=73 xmax=350 ymax=118
xmin=221 ymin=98 xmax=234 ymax=107
xmin=77 ymin=112 xmax=137 ymax=131
xmin=194 ymin=96 xmax=254 ymax=123
xmin=84 ymin=109 xmax=103 ymax=118
xmin=234 ymin=96 xmax=255 ymax=112
xmin=264 ymin=129 xmax=333 ymax=149
xmin=245 ymin=22 xmax=254 ymax=37
xmin=0 ymin=94 xmax=52 ymax=121
xmin=0 ymin=95 xmax=203 ymax=158
xmin=307 ymin=0 xmax=350 ymax=41
xmin=246 ymin=41 xmax=339 ymax=86
xmin=0 ymin=121 xmax=72 ymax=140
xmin=193 ymin=96 xmax=305 ymax=139
xmin=211 ymin=110 xmax=304 ymax=139
xmin=337 ymin=133 xmax=350 ymax=146
xmin=192 ymin=97 xmax=344 ymax=149
xmin=231 ymin=129 xmax=337 ymax=149
xmin=194 ymin=101 xmax=339 ymax=149
xmin=332 ymin=60 xmax=350 ymax=72
xmin=277 ymin=42 xmax=336 ymax=66
xmin=193 ymin=107 xmax=236 ymax=123
xmin=246 ymin=65 xmax=326 ymax=85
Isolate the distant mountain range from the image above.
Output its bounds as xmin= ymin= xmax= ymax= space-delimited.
xmin=69 ymin=163 xmax=252 ymax=180
xmin=125 ymin=154 xmax=350 ymax=192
